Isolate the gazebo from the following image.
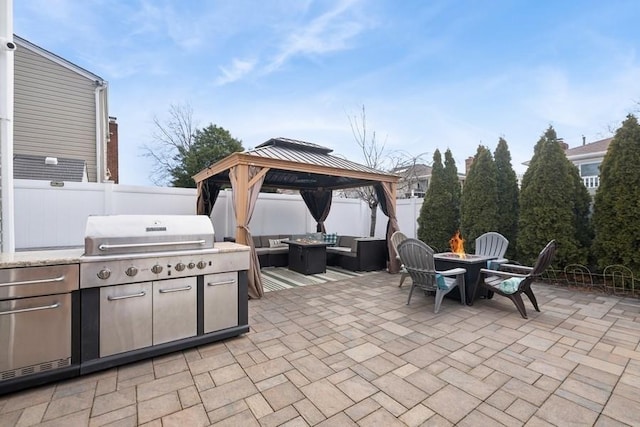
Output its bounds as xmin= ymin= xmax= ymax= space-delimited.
xmin=193 ymin=137 xmax=401 ymax=299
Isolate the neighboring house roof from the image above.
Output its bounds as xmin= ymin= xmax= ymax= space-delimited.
xmin=14 ymin=34 xmax=105 ymax=83
xmin=391 ymin=163 xmax=432 ymax=179
xmin=14 ymin=154 xmax=87 ymax=182
xmin=564 ymin=137 xmax=613 ymax=160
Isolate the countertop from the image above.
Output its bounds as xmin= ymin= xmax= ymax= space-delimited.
xmin=0 ymin=242 xmax=250 ymax=269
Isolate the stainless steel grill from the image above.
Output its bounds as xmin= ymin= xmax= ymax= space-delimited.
xmin=80 ymin=215 xmax=221 ymax=288
xmin=80 ymin=214 xmax=233 ymax=358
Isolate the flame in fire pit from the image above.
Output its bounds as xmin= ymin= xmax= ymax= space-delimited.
xmin=449 ymin=231 xmax=466 ymax=259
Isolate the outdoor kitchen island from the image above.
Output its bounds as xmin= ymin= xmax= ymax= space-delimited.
xmin=0 ymin=215 xmax=251 ymax=395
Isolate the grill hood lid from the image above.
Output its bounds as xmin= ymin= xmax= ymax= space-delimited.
xmin=83 ymin=215 xmax=215 ymax=256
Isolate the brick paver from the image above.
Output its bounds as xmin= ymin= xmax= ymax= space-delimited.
xmin=1 ymin=271 xmax=639 ymax=426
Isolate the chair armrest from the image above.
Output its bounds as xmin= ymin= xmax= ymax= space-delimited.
xmin=437 ymin=267 xmax=466 ymax=277
xmin=479 ymin=268 xmax=528 ymax=279
xmin=498 ymin=263 xmax=533 ymax=273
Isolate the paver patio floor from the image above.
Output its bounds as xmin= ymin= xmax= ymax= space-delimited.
xmin=1 ymin=271 xmax=639 ymax=426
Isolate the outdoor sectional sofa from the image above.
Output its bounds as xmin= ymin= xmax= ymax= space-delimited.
xmin=252 ymin=233 xmax=387 ymax=272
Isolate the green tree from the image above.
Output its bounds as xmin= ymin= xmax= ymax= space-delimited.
xmin=592 ymin=114 xmax=640 ymax=275
xmin=494 ymin=137 xmax=519 ymax=259
xmin=170 ymin=124 xmax=243 ymax=188
xmin=443 ymin=149 xmax=462 ymax=240
xmin=417 ymin=149 xmax=460 ymax=251
xmin=518 ymin=126 xmax=590 ymax=266
xmin=460 ymin=145 xmax=499 ymax=250
xmin=143 ymin=103 xmax=243 ymax=187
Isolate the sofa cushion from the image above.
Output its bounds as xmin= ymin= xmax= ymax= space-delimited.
xmin=252 ymin=236 xmax=262 ymax=248
xmin=338 ymin=236 xmax=358 ymax=252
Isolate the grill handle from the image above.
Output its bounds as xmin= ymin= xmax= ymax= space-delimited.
xmin=0 ymin=275 xmax=65 ymax=288
xmin=107 ymin=291 xmax=146 ymax=301
xmin=159 ymin=285 xmax=192 ymax=294
xmin=99 ymin=240 xmax=207 ymax=251
xmin=0 ymin=302 xmax=61 ymax=316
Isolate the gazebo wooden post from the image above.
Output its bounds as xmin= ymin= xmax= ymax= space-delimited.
xmin=234 ymin=164 xmax=249 ymax=245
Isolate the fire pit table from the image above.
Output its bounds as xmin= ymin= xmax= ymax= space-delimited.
xmin=434 ymin=252 xmax=496 ymax=304
xmin=283 ymin=239 xmax=331 ymax=275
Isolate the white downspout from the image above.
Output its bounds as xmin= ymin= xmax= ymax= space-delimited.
xmin=94 ymin=80 xmax=108 ymax=183
xmin=0 ymin=0 xmax=15 ymax=253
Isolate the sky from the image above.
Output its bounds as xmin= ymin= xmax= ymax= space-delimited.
xmin=12 ymin=0 xmax=640 ymax=186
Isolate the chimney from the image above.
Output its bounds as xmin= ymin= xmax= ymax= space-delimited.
xmin=465 ymin=156 xmax=474 ymax=175
xmin=582 ymin=135 xmax=586 ymax=146
xmin=107 ymin=116 xmax=119 ymax=183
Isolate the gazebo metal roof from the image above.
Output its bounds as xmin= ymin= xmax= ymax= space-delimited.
xmin=193 ymin=137 xmax=399 ymax=190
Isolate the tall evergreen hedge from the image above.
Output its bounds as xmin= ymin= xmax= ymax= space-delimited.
xmin=417 ymin=149 xmax=460 ymax=252
xmin=460 ymin=146 xmax=498 ymax=250
xmin=592 ymin=114 xmax=640 ymax=275
xmin=517 ymin=126 xmax=590 ymax=266
xmin=494 ymin=138 xmax=519 ymax=260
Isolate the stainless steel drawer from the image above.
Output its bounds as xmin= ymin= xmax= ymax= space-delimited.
xmin=203 ymin=272 xmax=238 ymax=333
xmin=0 ymin=264 xmax=78 ymax=300
xmin=1 ymin=293 xmax=72 ymax=379
xmin=100 ymin=282 xmax=152 ymax=357
xmin=152 ymin=277 xmax=197 ymax=345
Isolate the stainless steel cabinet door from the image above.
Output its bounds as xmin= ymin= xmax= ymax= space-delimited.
xmin=0 ymin=294 xmax=72 ymax=376
xmin=203 ymin=272 xmax=238 ymax=333
xmin=152 ymin=277 xmax=197 ymax=345
xmin=100 ymin=282 xmax=152 ymax=357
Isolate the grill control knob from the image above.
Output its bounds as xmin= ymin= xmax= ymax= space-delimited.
xmin=187 ymin=262 xmax=196 ymax=269
xmin=175 ymin=262 xmax=186 ymax=272
xmin=97 ymin=268 xmax=111 ymax=280
xmin=197 ymin=261 xmax=207 ymax=269
xmin=125 ymin=266 xmax=138 ymax=277
xmin=151 ymin=264 xmax=163 ymax=274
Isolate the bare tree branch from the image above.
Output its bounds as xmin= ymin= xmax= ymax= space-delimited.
xmin=141 ymin=103 xmax=199 ymax=185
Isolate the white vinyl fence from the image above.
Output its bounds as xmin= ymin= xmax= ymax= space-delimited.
xmin=14 ymin=180 xmax=423 ymax=250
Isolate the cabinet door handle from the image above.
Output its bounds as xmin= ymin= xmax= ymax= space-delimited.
xmin=107 ymin=291 xmax=146 ymax=301
xmin=159 ymin=285 xmax=192 ymax=293
xmin=207 ymin=280 xmax=236 ymax=286
xmin=0 ymin=302 xmax=60 ymax=316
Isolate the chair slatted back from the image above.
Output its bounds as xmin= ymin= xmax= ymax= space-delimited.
xmin=390 ymin=231 xmax=408 ymax=259
xmin=475 ymin=232 xmax=509 ymax=259
xmin=397 ymin=238 xmax=438 ymax=290
xmin=531 ymin=240 xmax=557 ymax=277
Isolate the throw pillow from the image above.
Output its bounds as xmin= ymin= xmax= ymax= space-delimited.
xmin=435 ymin=273 xmax=448 ymax=290
xmin=322 ymin=232 xmax=338 ymax=246
xmin=269 ymin=238 xmax=287 ymax=248
xmin=499 ymin=277 xmax=522 ymax=294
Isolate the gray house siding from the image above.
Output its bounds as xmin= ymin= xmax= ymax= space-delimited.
xmin=14 ymin=39 xmax=100 ymax=182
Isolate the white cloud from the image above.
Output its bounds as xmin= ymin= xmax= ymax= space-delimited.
xmin=215 ymin=58 xmax=257 ymax=86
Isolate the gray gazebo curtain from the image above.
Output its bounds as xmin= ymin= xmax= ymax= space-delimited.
xmin=229 ymin=166 xmax=266 ymax=299
xmin=300 ymin=189 xmax=332 ymax=233
xmin=196 ymin=180 xmax=221 ymax=216
xmin=375 ymin=182 xmax=400 ymax=273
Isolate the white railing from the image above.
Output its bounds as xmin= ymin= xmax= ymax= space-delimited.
xmin=13 ymin=180 xmax=423 ymax=250
xmin=582 ymin=175 xmax=599 ymax=189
